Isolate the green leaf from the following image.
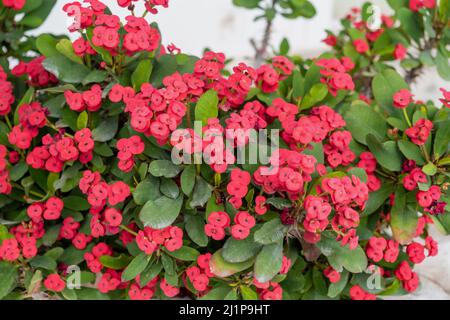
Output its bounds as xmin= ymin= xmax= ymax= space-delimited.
xmin=76 ymin=111 xmax=89 ymax=130
xmin=254 ymin=218 xmax=286 ymax=245
xmin=36 ymin=34 xmax=59 ymax=57
xmin=398 ymin=140 xmax=426 ymax=165
xmin=195 ymin=89 xmax=219 ymax=126
xmin=300 ymin=83 xmax=328 ymax=110
xmin=140 ymin=262 xmax=162 ymax=286
xmin=232 ymin=0 xmax=261 ymax=8
xmin=99 ymin=254 xmax=132 ymax=270
xmin=327 ymin=270 xmax=349 ymax=298
xmin=342 ymin=100 xmax=387 ymax=145
xmin=386 ymin=0 xmax=407 ymax=10
xmin=210 ymin=249 xmax=254 ymax=278
xmin=42 ymin=55 xmax=90 ymax=84
xmin=240 ymin=286 xmax=259 ymax=300
xmin=390 ymin=189 xmax=418 ymax=244
xmin=122 ymin=253 xmax=151 ymax=282
xmin=434 ymin=120 xmax=450 ymax=158
xmin=92 ymin=116 xmax=119 ymax=142
xmin=397 ymin=7 xmax=423 ymax=43
xmin=362 ymin=182 xmax=395 ymax=216
xmin=190 ymin=177 xmax=213 ymax=208
xmin=166 ymin=246 xmax=200 ymax=261
xmin=149 ymin=160 xmax=182 ymax=178
xmin=150 ymin=54 xmax=198 ymax=87
xmin=184 ymin=214 xmax=208 ymax=247
xmin=59 ymin=245 xmax=93 ymax=265
xmin=29 ymin=256 xmax=57 ymax=271
xmin=131 ymin=59 xmax=153 ymax=91
xmin=160 ymin=178 xmax=179 ymax=199
xmin=82 ymin=70 xmax=108 ymax=86
xmin=9 ymin=161 xmax=28 ymax=182
xmin=254 ymin=242 xmax=283 ymax=283
xmin=312 ymin=266 xmax=328 ymax=296
xmin=63 ymin=196 xmax=90 ymax=211
xmin=265 ymin=197 xmax=292 ymax=210
xmin=133 ymin=175 xmax=161 ymax=205
xmin=139 ymin=194 xmax=183 ymax=229
xmin=372 ymin=68 xmax=409 ymax=117
xmin=422 ymin=162 xmax=437 ymax=176
xmin=180 ymin=165 xmax=196 ymax=196
xmin=366 ymin=134 xmax=403 ymax=172
xmin=199 ymin=285 xmax=232 ymax=300
xmin=56 ymin=39 xmax=84 ymax=65
xmin=0 ymin=262 xmax=18 ymax=299
xmin=222 ymin=235 xmax=263 ymax=263
xmin=316 ymin=233 xmax=367 ymax=273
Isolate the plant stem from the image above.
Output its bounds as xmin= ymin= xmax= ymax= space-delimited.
xmin=119 ymin=225 xmax=138 ymax=237
xmin=402 ymin=108 xmax=413 ymax=128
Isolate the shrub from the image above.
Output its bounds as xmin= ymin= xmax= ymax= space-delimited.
xmin=0 ymin=0 xmax=449 ymax=300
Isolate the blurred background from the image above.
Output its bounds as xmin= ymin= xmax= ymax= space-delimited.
xmin=35 ymin=0 xmax=450 ymax=299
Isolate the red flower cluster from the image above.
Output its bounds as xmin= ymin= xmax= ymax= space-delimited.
xmin=84 ymin=242 xmax=112 ymax=273
xmin=324 ymin=176 xmax=369 ymax=248
xmin=8 ymin=102 xmax=48 ymax=150
xmin=0 ymin=145 xmax=12 ymax=195
xmin=393 ymin=89 xmax=413 ymax=109
xmin=185 ymin=254 xmax=214 ymax=293
xmin=440 ymin=88 xmax=450 ymax=108
xmin=129 ymin=276 xmax=158 ymax=300
xmin=325 ymin=130 xmax=355 ymax=168
xmin=353 ymin=39 xmax=369 ymax=54
xmin=204 ymin=211 xmax=230 ymax=241
xmin=27 ymin=196 xmax=64 ymax=222
xmin=254 ymin=149 xmax=316 ymax=198
xmin=60 ymin=217 xmax=92 ymax=250
xmin=357 ymin=152 xmax=381 ymax=191
xmin=117 ymin=0 xmax=169 ymax=14
xmin=44 ymin=274 xmax=66 ymax=292
xmin=26 ymin=129 xmax=95 ymax=172
xmin=12 ymin=57 xmax=58 ymax=87
xmin=316 ymin=57 xmax=355 ymax=96
xmin=230 ymin=211 xmax=256 ymax=240
xmin=116 ymin=135 xmax=145 ymax=172
xmin=303 ymin=195 xmax=331 ymax=235
xmin=324 ymin=267 xmax=341 ymax=283
xmin=254 ymin=280 xmax=283 ymax=300
xmin=416 ymin=185 xmax=441 ymax=209
xmin=405 ymin=118 xmax=433 ymax=145
xmin=136 ymin=226 xmax=183 ymax=254
xmin=0 ymin=66 xmax=14 ymax=116
xmin=394 ymin=261 xmax=419 ymax=292
xmin=227 ymin=168 xmax=251 ymax=209
xmin=0 ymin=235 xmax=38 ymax=261
xmin=349 ymin=285 xmax=376 ymax=300
xmin=2 ymin=0 xmax=26 ymax=11
xmin=409 ymin=0 xmax=436 ymax=11
xmin=65 ymin=1 xmax=160 ymax=57
xmin=365 ymin=237 xmax=399 ymax=263
xmin=79 ymin=170 xmax=131 ymax=209
xmin=65 ymin=85 xmax=103 ymax=112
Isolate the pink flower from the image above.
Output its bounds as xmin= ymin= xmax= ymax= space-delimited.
xmin=353 ymin=39 xmax=369 ymax=53
xmin=393 ymin=89 xmax=413 ymax=108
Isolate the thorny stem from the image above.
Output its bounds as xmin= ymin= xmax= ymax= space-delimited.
xmin=251 ymin=0 xmax=278 ymax=66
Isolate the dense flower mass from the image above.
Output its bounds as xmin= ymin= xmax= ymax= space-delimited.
xmin=0 ymin=0 xmax=449 ymax=302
